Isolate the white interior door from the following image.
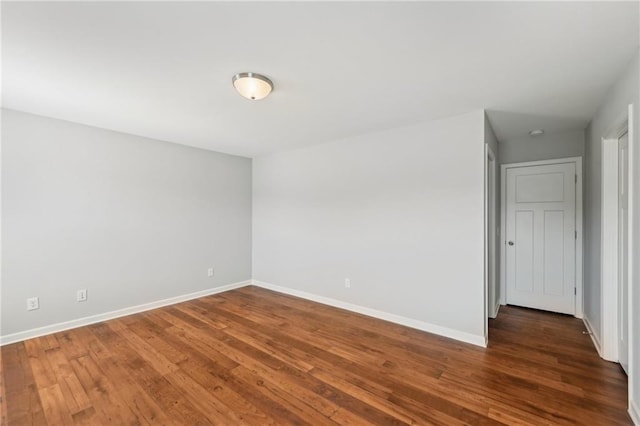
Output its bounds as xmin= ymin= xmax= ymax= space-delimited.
xmin=505 ymin=162 xmax=576 ymax=315
xmin=618 ymin=132 xmax=629 ymax=374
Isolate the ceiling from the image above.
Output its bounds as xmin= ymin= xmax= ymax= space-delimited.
xmin=2 ymin=2 xmax=638 ymax=158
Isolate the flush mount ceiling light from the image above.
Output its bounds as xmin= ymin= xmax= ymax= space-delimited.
xmin=529 ymin=129 xmax=544 ymax=137
xmin=232 ymin=72 xmax=273 ymax=100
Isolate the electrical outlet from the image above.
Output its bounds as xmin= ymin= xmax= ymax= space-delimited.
xmin=77 ymin=289 xmax=88 ymax=302
xmin=208 ymin=268 xmax=214 ymax=278
xmin=27 ymin=297 xmax=39 ymax=311
xmin=345 ymin=278 xmax=351 ymax=288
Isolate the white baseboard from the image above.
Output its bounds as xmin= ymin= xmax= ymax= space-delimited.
xmin=489 ymin=302 xmax=500 ymax=319
xmin=583 ymin=315 xmax=602 ymax=357
xmin=251 ymin=280 xmax=486 ymax=348
xmin=0 ymin=280 xmax=252 ymax=346
xmin=2 ymin=279 xmax=488 ymax=349
xmin=630 ymin=399 xmax=640 ymax=426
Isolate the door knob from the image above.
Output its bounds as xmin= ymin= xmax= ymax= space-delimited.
xmin=508 ymin=241 xmax=514 ymax=246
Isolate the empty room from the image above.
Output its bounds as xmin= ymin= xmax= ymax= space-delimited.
xmin=1 ymin=1 xmax=639 ymax=425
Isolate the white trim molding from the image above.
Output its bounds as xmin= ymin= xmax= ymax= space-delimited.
xmin=625 ymin=103 xmax=635 ymax=423
xmin=485 ymin=145 xmax=498 ymax=329
xmin=499 ymin=157 xmax=584 ymax=318
xmin=600 ymin=106 xmax=634 ymax=367
xmin=490 ymin=302 xmax=500 ymax=319
xmin=630 ymin=399 xmax=640 ymax=426
xmin=601 ymin=135 xmax=620 ymax=361
xmin=0 ymin=280 xmax=252 ymax=346
xmin=2 ymin=278 xmax=488 ymax=348
xmin=583 ymin=315 xmax=602 ymax=358
xmin=252 ymin=280 xmax=487 ymax=348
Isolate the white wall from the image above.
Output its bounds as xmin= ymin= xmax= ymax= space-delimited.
xmin=499 ymin=130 xmax=585 ymax=165
xmin=1 ymin=109 xmax=252 ymax=338
xmin=584 ymin=51 xmax=639 ymax=420
xmin=253 ymin=110 xmax=487 ymax=344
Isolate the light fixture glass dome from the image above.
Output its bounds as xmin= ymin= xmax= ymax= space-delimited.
xmin=232 ymin=72 xmax=273 ymax=100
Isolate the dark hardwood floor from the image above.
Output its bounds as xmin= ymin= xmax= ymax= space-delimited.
xmin=1 ymin=286 xmax=631 ymax=425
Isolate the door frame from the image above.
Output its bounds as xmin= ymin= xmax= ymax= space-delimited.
xmin=600 ymin=105 xmax=634 ymax=367
xmin=499 ymin=156 xmax=583 ymax=318
xmin=486 ymin=145 xmax=498 ymax=321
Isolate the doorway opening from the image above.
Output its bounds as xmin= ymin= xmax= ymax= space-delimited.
xmin=486 ymin=145 xmax=498 ymax=324
xmin=600 ymin=105 xmax=633 ymax=372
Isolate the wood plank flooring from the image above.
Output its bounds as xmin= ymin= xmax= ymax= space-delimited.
xmin=1 ymin=286 xmax=632 ymax=425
